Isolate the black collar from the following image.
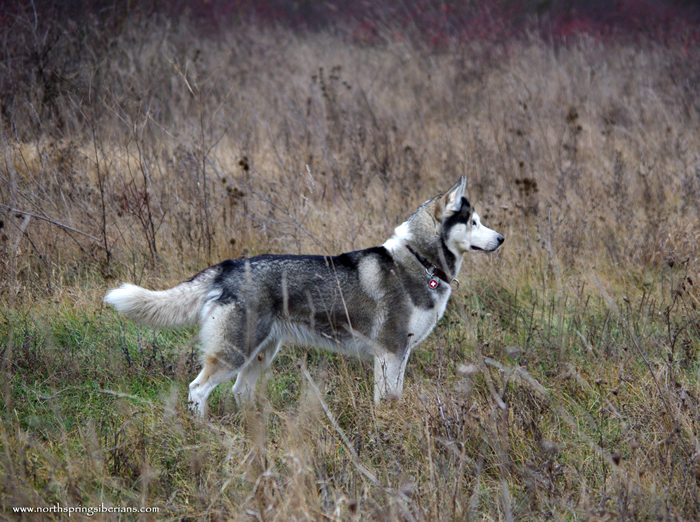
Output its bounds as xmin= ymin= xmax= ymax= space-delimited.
xmin=405 ymin=244 xmax=451 ymax=284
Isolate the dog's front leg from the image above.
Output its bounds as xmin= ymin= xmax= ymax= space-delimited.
xmin=373 ymin=351 xmax=410 ymax=403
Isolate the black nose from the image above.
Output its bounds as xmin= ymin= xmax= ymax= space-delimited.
xmin=497 ymin=235 xmax=504 ymax=245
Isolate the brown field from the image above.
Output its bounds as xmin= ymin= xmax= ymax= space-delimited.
xmin=2 ymin=12 xmax=700 ymax=521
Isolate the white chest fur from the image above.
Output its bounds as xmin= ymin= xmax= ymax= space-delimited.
xmin=407 ymin=286 xmax=451 ymax=348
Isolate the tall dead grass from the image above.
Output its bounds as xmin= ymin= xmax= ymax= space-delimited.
xmin=2 ymin=12 xmax=700 ymax=521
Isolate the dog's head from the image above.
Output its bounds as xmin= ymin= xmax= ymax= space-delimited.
xmin=430 ymin=177 xmax=504 ymax=256
xmin=386 ymin=177 xmax=504 ymax=261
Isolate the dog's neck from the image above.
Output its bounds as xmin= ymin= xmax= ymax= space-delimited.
xmin=383 ymin=221 xmax=462 ymax=282
xmin=405 ymin=244 xmax=453 ymax=283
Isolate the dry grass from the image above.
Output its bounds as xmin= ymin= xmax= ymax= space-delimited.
xmin=2 ymin=14 xmax=700 ymax=521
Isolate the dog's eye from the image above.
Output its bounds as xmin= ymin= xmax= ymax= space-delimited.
xmin=472 ymin=220 xmax=477 ymax=227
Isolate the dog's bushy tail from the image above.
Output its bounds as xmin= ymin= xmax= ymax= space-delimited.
xmin=104 ymin=271 xmax=218 ymax=328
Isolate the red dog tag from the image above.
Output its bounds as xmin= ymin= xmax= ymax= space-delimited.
xmin=428 ymin=278 xmax=439 ymax=289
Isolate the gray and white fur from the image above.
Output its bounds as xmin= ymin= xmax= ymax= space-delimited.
xmin=104 ymin=177 xmax=504 ymax=417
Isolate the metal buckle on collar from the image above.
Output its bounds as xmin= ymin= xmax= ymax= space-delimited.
xmin=450 ymin=278 xmax=460 ymax=291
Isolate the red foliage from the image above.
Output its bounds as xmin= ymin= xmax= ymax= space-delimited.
xmin=1 ymin=0 xmax=698 ymax=49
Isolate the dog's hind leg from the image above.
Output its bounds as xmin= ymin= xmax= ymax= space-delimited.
xmin=189 ymin=302 xmax=276 ymax=417
xmin=188 ymin=354 xmax=239 ymax=418
xmin=231 ymin=338 xmax=282 ymax=406
xmin=188 ymin=304 xmax=242 ymax=417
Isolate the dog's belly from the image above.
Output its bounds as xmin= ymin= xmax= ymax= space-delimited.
xmin=272 ymin=321 xmax=376 ymax=360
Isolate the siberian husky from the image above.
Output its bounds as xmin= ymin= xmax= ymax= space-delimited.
xmin=104 ymin=177 xmax=503 ymax=417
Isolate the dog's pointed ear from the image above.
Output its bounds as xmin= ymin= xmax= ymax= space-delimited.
xmin=443 ymin=176 xmax=467 ymax=213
